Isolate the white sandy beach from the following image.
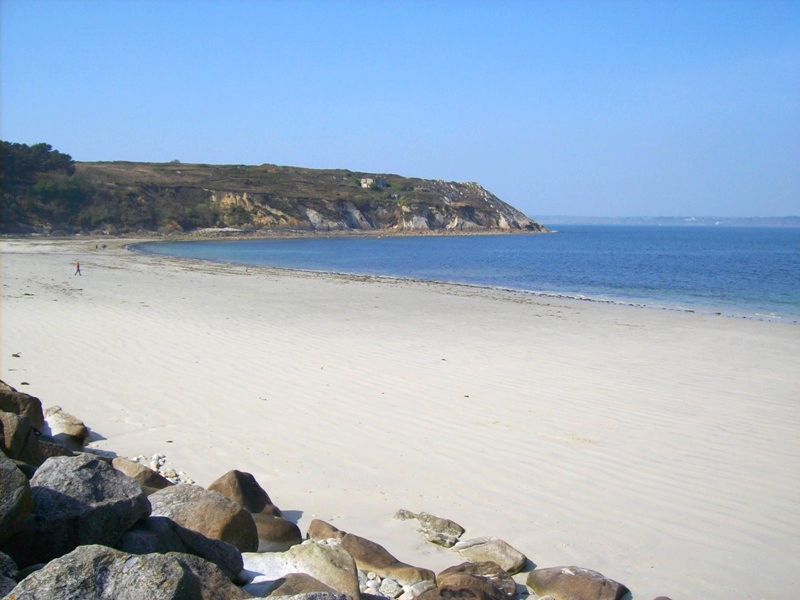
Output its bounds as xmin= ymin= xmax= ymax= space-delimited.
xmin=1 ymin=238 xmax=798 ymax=599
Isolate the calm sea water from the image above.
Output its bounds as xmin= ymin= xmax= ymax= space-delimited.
xmin=133 ymin=226 xmax=800 ymax=323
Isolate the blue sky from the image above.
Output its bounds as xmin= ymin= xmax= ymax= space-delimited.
xmin=2 ymin=0 xmax=798 ymax=217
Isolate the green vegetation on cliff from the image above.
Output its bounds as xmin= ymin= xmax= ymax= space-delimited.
xmin=1 ymin=142 xmax=86 ymax=230
xmin=1 ymin=142 xmax=544 ymax=234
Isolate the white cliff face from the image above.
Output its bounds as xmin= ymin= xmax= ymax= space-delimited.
xmin=400 ymin=213 xmax=431 ymax=230
xmin=303 ymin=208 xmax=347 ymax=231
xmin=339 ymin=202 xmax=374 ymax=229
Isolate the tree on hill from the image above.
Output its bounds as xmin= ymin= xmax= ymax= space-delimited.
xmin=1 ymin=141 xmax=89 ymax=232
xmin=1 ymin=141 xmax=74 ymax=184
xmin=0 ymin=141 xmax=222 ymax=233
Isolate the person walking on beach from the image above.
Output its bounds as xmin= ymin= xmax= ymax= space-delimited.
xmin=75 ymin=262 xmax=81 ymax=276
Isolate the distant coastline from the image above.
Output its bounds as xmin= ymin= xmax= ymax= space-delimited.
xmin=535 ymin=215 xmax=800 ymax=227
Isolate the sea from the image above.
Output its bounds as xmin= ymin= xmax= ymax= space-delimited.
xmin=132 ymin=225 xmax=800 ymax=324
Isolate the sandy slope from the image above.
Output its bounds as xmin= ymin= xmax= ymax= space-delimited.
xmin=1 ymin=238 xmax=798 ymax=599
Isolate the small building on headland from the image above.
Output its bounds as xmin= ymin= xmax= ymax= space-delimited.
xmin=360 ymin=177 xmax=387 ymax=189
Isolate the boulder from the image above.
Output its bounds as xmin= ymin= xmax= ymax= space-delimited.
xmin=0 ymin=572 xmax=15 ymax=596
xmin=36 ymin=434 xmax=75 ymax=461
xmin=269 ymin=594 xmax=352 ymax=600
xmin=171 ymin=552 xmax=253 ymax=599
xmin=437 ymin=562 xmax=517 ymax=598
xmin=398 ymin=580 xmax=437 ymax=599
xmin=11 ymin=460 xmax=36 ymax=480
xmin=269 ymin=572 xmax=338 ymax=595
xmin=417 ymin=572 xmax=506 ymax=600
xmin=416 ymin=512 xmax=465 ymax=548
xmin=451 ymin=537 xmax=527 ymax=575
xmin=2 ymin=544 xmax=252 ymax=599
xmin=112 ymin=456 xmax=173 ymax=495
xmin=340 ymin=532 xmax=435 ymax=586
xmin=525 ymin=566 xmax=630 ymax=600
xmin=392 ymin=509 xmax=417 ymax=521
xmin=208 ymin=470 xmax=283 ymax=516
xmin=117 ymin=515 xmax=244 ymax=581
xmin=307 ymin=522 xmax=434 ymax=588
xmin=0 ymin=551 xmax=17 ymax=597
xmin=0 ymin=381 xmax=44 ymax=430
xmin=0 ymin=411 xmax=42 ymax=466
xmin=307 ymin=519 xmax=346 ymax=541
xmin=0 ymin=453 xmax=32 ymax=545
xmin=43 ymin=405 xmax=90 ymax=450
xmin=0 ymin=454 xmax=151 ymax=567
xmin=149 ymin=484 xmax=258 ymax=553
xmin=208 ymin=470 xmax=300 ymax=551
xmin=378 ymin=577 xmax=403 ymax=598
xmin=242 ymin=540 xmax=360 ymax=598
xmin=0 ymin=552 xmax=16 ymax=578
xmin=254 ymin=513 xmax=303 ymax=552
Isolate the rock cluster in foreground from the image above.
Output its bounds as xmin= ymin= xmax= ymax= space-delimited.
xmin=1 ymin=381 xmax=669 ymax=599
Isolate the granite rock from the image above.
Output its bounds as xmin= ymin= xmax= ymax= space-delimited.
xmin=36 ymin=434 xmax=75 ymax=461
xmin=0 ymin=453 xmax=32 ymax=545
xmin=254 ymin=513 xmax=303 ymax=552
xmin=416 ymin=512 xmax=465 ymax=548
xmin=208 ymin=470 xmax=300 ymax=551
xmin=149 ymin=484 xmax=258 ymax=553
xmin=340 ymin=532 xmax=435 ymax=586
xmin=1 ymin=454 xmax=151 ymax=567
xmin=208 ymin=469 xmax=283 ymax=516
xmin=307 ymin=519 xmax=346 ymax=541
xmin=451 ymin=537 xmax=527 ymax=575
xmin=116 ymin=515 xmax=244 ymax=581
xmin=0 ymin=551 xmax=17 ymax=597
xmin=0 ymin=411 xmax=42 ymax=466
xmin=112 ymin=456 xmax=173 ymax=495
xmin=2 ymin=544 xmax=252 ymax=599
xmin=437 ymin=561 xmax=517 ymax=598
xmin=268 ymin=572 xmax=338 ymax=596
xmin=43 ymin=405 xmax=90 ymax=450
xmin=0 ymin=381 xmax=44 ymax=430
xmin=242 ymin=540 xmax=359 ymax=598
xmin=525 ymin=566 xmax=629 ymax=600
xmin=417 ymin=572 xmax=506 ymax=600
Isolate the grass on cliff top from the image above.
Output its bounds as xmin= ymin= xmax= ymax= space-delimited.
xmin=75 ymin=161 xmax=479 ymax=207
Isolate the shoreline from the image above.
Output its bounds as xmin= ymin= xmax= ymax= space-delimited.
xmin=129 ymin=238 xmax=800 ymax=326
xmin=2 ymin=238 xmax=799 ymax=599
xmin=1 ymin=226 xmax=550 ymax=243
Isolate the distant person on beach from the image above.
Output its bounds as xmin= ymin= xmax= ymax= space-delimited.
xmin=75 ymin=262 xmax=81 ymax=276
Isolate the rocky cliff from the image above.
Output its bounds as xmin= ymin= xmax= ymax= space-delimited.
xmin=72 ymin=162 xmax=546 ymax=234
